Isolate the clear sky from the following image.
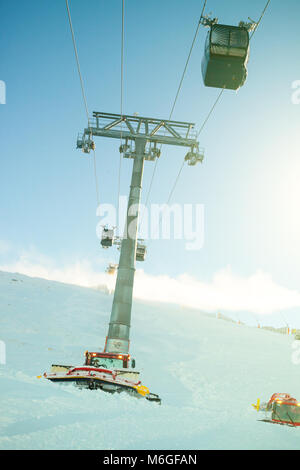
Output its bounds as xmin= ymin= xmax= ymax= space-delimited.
xmin=1 ymin=0 xmax=300 ymax=326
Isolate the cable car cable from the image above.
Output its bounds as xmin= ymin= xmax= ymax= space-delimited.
xmin=138 ymin=0 xmax=208 ymax=232
xmin=249 ymin=0 xmax=271 ymax=40
xmin=196 ymin=87 xmax=224 ymax=139
xmin=65 ymin=0 xmax=89 ymax=121
xmin=117 ymin=0 xmax=125 ymax=230
xmin=65 ymin=0 xmax=100 ymax=207
xmin=158 ymin=86 xmax=224 ymax=224
xmin=169 ymin=0 xmax=208 ymax=120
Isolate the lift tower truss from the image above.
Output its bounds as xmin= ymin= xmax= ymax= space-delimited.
xmin=77 ymin=111 xmax=201 ymax=354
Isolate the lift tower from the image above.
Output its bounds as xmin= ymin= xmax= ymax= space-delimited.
xmin=77 ymin=111 xmax=202 ymax=356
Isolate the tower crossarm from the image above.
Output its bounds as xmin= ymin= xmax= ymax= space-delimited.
xmin=79 ymin=111 xmax=198 ymax=149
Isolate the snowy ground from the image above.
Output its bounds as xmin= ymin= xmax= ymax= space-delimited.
xmin=0 ymin=270 xmax=299 ymax=450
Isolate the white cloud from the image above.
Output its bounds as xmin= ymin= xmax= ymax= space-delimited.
xmin=133 ymin=268 xmax=300 ymax=315
xmin=1 ymin=250 xmax=300 ymax=316
xmin=0 ymin=250 xmax=116 ymax=292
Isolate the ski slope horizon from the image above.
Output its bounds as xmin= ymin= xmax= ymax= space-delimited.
xmin=2 ymin=251 xmax=300 ymax=328
xmin=0 ymin=270 xmax=300 ymax=450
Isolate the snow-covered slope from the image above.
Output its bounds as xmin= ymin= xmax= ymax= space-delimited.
xmin=0 ymin=270 xmax=299 ymax=450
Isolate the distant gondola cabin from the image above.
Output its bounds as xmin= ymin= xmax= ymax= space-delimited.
xmin=136 ymin=244 xmax=146 ymax=262
xmin=202 ymin=24 xmax=250 ymax=90
xmin=101 ymin=227 xmax=114 ymax=248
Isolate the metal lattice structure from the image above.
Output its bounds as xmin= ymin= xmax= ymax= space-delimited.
xmin=77 ymin=111 xmax=200 ymax=153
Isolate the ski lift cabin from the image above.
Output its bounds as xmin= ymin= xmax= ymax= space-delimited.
xmin=106 ymin=263 xmax=118 ymax=275
xmin=185 ymin=147 xmax=204 ymax=166
xmin=136 ymin=243 xmax=146 ymax=262
xmin=201 ymin=23 xmax=250 ymax=90
xmin=101 ymin=227 xmax=114 ymax=248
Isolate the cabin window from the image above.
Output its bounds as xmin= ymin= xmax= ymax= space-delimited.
xmin=91 ymin=357 xmax=123 ymax=369
xmin=210 ymin=25 xmax=248 ymax=58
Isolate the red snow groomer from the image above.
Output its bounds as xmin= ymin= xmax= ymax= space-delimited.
xmin=253 ymin=393 xmax=300 ymax=427
xmin=43 ymin=350 xmax=161 ymax=404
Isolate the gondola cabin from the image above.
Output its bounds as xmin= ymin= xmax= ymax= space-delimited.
xmin=136 ymin=243 xmax=146 ymax=262
xmin=185 ymin=148 xmax=204 ymax=166
xmin=201 ymin=24 xmax=250 ymax=90
xmin=106 ymin=263 xmax=118 ymax=275
xmin=101 ymin=227 xmax=114 ymax=248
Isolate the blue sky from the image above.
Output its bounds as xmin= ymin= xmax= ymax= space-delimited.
xmin=1 ymin=0 xmax=300 ymax=325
